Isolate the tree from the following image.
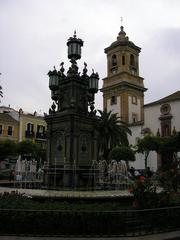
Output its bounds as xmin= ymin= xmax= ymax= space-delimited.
xmin=136 ymin=133 xmax=180 ymax=192
xmin=18 ymin=140 xmax=37 ymax=159
xmin=159 ymin=132 xmax=180 ymax=161
xmin=157 ymin=133 xmax=180 ymax=192
xmin=18 ymin=140 xmax=46 ymax=162
xmin=136 ymin=135 xmax=161 ymax=169
xmin=110 ymin=146 xmax=135 ymax=165
xmin=96 ymin=109 xmax=131 ymax=161
xmin=159 ymin=132 xmax=180 ymax=169
xmin=0 ymin=139 xmax=18 ymax=161
xmin=34 ymin=143 xmax=46 ymax=163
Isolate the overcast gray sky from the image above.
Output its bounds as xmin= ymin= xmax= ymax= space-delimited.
xmin=0 ymin=0 xmax=180 ymax=114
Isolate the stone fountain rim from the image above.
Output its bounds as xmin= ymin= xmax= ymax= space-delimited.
xmin=0 ymin=187 xmax=132 ymax=199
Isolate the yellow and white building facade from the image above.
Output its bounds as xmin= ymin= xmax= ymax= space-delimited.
xmin=101 ymin=26 xmax=180 ymax=171
xmin=0 ymin=106 xmax=47 ymax=148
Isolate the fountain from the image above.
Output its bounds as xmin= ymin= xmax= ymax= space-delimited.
xmin=88 ymin=159 xmax=129 ymax=190
xmin=14 ymin=156 xmax=43 ymax=189
xmin=0 ymin=33 xmax=132 ymax=200
xmin=12 ymin=157 xmax=130 ymax=191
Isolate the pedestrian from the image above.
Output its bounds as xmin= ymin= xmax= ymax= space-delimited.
xmin=146 ymin=167 xmax=152 ymax=178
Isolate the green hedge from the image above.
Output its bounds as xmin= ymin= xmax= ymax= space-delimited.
xmin=0 ymin=192 xmax=180 ymax=236
xmin=0 ymin=207 xmax=180 ymax=235
xmin=0 ymin=192 xmax=132 ymax=211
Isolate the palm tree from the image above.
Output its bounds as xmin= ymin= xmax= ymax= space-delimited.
xmin=96 ymin=109 xmax=131 ymax=161
xmin=0 ymin=73 xmax=3 ymax=101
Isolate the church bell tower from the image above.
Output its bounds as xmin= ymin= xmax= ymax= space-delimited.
xmin=101 ymin=25 xmax=147 ymax=124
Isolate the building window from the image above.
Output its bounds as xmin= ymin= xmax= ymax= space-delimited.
xmin=122 ymin=56 xmax=125 ymax=65
xmin=37 ymin=125 xmax=45 ymax=134
xmin=129 ymin=54 xmax=137 ymax=75
xmin=111 ymin=96 xmax=117 ymax=105
xmin=130 ymin=54 xmax=135 ymax=66
xmin=112 ymin=54 xmax=117 ymax=66
xmin=26 ymin=123 xmax=34 ymax=138
xmin=0 ymin=125 xmax=2 ymax=135
xmin=36 ymin=125 xmax=46 ymax=139
xmin=132 ymin=96 xmax=137 ymax=104
xmin=7 ymin=126 xmax=13 ymax=136
xmin=132 ymin=113 xmax=138 ymax=123
xmin=27 ymin=123 xmax=34 ymax=132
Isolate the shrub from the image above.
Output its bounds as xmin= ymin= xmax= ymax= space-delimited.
xmin=130 ymin=179 xmax=158 ymax=209
xmin=110 ymin=146 xmax=135 ymax=162
xmin=157 ymin=163 xmax=180 ymax=192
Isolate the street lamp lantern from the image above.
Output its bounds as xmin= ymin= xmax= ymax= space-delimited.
xmin=89 ymin=70 xmax=99 ymax=94
xmin=47 ymin=34 xmax=99 ymax=114
xmin=48 ymin=66 xmax=59 ymax=91
xmin=51 ymin=90 xmax=58 ymax=101
xmin=67 ymin=31 xmax=83 ymax=60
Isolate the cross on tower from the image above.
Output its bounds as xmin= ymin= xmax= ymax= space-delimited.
xmin=120 ymin=17 xmax=123 ymax=26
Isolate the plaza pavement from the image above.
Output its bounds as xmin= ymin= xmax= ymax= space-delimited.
xmin=0 ymin=230 xmax=180 ymax=240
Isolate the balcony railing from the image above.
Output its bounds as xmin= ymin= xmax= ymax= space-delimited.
xmin=25 ymin=131 xmax=35 ymax=138
xmin=36 ymin=132 xmax=46 ymax=139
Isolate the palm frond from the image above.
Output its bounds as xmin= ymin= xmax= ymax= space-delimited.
xmin=0 ymin=85 xmax=3 ymax=98
xmin=96 ymin=109 xmax=131 ymax=160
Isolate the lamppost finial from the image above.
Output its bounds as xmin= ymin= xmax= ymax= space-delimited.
xmin=74 ymin=30 xmax=76 ymax=38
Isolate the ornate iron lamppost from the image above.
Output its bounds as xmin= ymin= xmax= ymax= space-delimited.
xmin=47 ymin=31 xmax=99 ymax=115
xmin=44 ymin=32 xmax=99 ymax=189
